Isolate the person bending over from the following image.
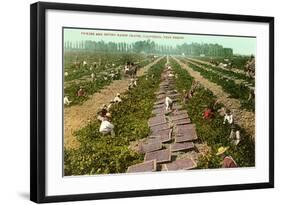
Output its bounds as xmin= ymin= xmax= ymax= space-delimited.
xmin=165 ymin=96 xmax=173 ymax=111
xmin=216 ymin=146 xmax=237 ymax=168
xmin=99 ymin=113 xmax=115 ymax=137
xmin=113 ymin=93 xmax=122 ymax=103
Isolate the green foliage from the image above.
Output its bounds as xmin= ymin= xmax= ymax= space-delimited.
xmin=64 ymin=76 xmax=115 ymax=106
xmin=170 ymin=58 xmax=255 ymax=169
xmin=196 ymin=55 xmax=252 ymax=70
xmin=188 ymin=58 xmax=254 ymax=85
xmin=64 ymin=52 xmax=124 ymax=81
xmin=133 ymin=40 xmax=156 ymax=53
xmin=185 ymin=61 xmax=254 ymax=111
xmin=64 ymin=52 xmax=152 ymax=106
xmin=64 ymin=58 xmax=166 ymax=175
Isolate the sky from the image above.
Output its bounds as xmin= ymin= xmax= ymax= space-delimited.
xmin=64 ymin=28 xmax=256 ymax=55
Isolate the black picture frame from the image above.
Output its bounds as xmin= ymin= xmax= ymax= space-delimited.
xmin=30 ymin=1 xmax=274 ymax=203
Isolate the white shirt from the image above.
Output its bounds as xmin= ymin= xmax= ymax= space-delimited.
xmin=113 ymin=96 xmax=122 ymax=103
xmin=64 ymin=96 xmax=70 ymax=105
xmin=165 ymin=97 xmax=173 ymax=110
xmin=99 ymin=120 xmax=114 ymax=133
xmin=165 ymin=97 xmax=172 ymax=105
xmin=224 ymin=114 xmax=233 ymax=124
xmin=230 ymin=130 xmax=240 ymax=139
xmin=234 ymin=130 xmax=241 ymax=145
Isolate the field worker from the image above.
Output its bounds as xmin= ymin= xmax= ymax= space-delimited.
xmin=125 ymin=62 xmax=130 ymax=72
xmin=211 ymin=99 xmax=223 ymax=114
xmin=188 ymin=81 xmax=198 ymax=98
xmin=64 ymin=72 xmax=68 ymax=77
xmin=216 ymin=146 xmax=238 ymax=168
xmin=130 ymin=63 xmax=138 ymax=78
xmin=223 ymin=110 xmax=233 ymax=125
xmin=113 ymin=93 xmax=122 ymax=103
xmin=91 ymin=73 xmax=95 ymax=80
xmin=89 ymin=65 xmax=93 ymax=71
xmin=248 ymin=88 xmax=255 ymax=102
xmin=77 ymin=87 xmax=86 ymax=97
xmin=165 ymin=96 xmax=173 ymax=111
xmin=217 ymin=106 xmax=226 ymax=117
xmin=97 ymin=104 xmax=108 ymax=122
xmin=64 ymin=96 xmax=71 ymax=105
xmin=83 ymin=60 xmax=87 ymax=67
xmin=99 ymin=113 xmax=115 ymax=137
xmin=203 ymin=107 xmax=214 ymax=120
xmin=115 ymin=69 xmax=120 ymax=77
xmin=168 ymin=72 xmax=174 ymax=78
xmin=128 ymin=79 xmax=134 ymax=90
xmin=183 ymin=89 xmax=190 ymax=104
xmin=109 ymin=71 xmax=115 ymax=79
xmin=93 ymin=62 xmax=97 ymax=68
xmin=229 ymin=124 xmax=241 ymax=145
xmin=128 ymin=78 xmax=137 ymax=90
xmin=188 ymin=89 xmax=195 ymax=98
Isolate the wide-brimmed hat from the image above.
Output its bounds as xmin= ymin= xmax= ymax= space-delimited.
xmin=216 ymin=146 xmax=229 ymax=155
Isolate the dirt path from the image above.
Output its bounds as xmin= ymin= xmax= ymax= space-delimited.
xmin=187 ymin=57 xmax=247 ymax=76
xmin=173 ymin=57 xmax=255 ymax=138
xmin=64 ymin=57 xmax=163 ymax=149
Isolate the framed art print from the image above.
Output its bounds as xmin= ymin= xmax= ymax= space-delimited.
xmin=30 ymin=2 xmax=274 ymax=203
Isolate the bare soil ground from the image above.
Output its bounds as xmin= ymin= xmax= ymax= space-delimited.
xmin=173 ymin=57 xmax=255 ymax=138
xmin=64 ymin=57 xmax=163 ymax=149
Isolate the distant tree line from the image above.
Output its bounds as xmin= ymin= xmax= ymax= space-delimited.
xmin=175 ymin=43 xmax=233 ymax=57
xmin=64 ymin=40 xmax=233 ymax=57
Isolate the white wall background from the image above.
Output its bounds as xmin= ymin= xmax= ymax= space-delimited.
xmin=0 ymin=0 xmax=279 ymax=204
